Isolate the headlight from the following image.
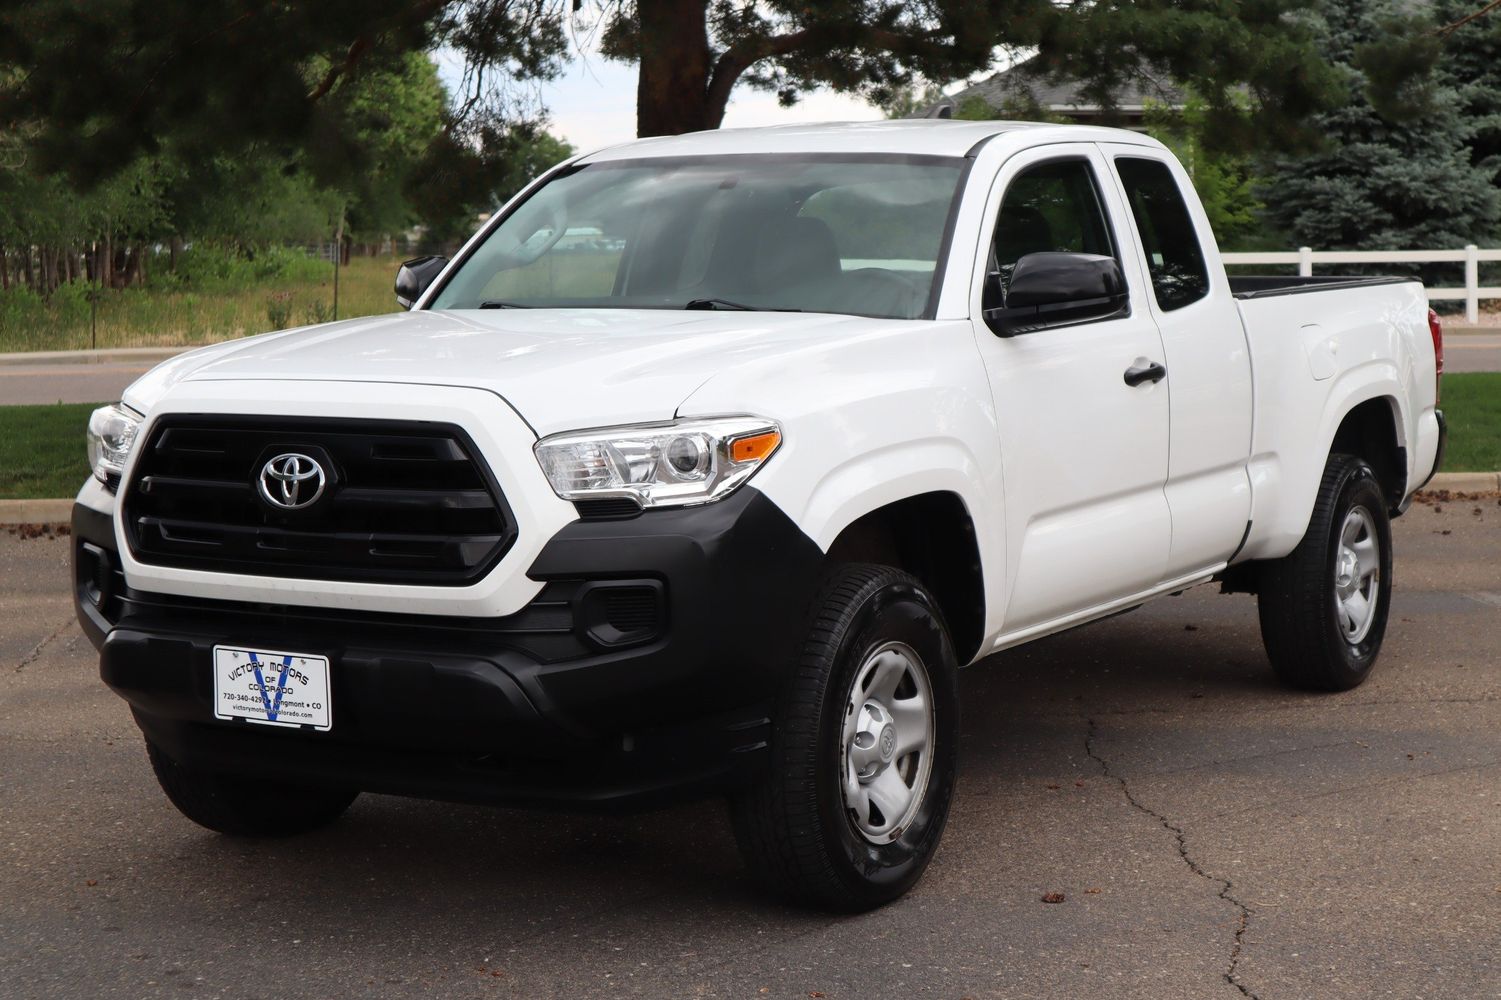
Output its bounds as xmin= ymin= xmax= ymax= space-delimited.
xmin=86 ymin=404 xmax=143 ymax=489
xmin=534 ymin=416 xmax=782 ymax=509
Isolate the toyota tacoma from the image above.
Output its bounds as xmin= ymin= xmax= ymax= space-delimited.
xmin=73 ymin=120 xmax=1446 ymax=911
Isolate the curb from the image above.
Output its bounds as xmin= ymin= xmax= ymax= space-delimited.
xmin=3 ymin=472 xmax=1497 ymax=527
xmin=0 ymin=499 xmax=73 ymax=525
xmin=0 ymin=346 xmax=191 ymax=366
xmin=1424 ymin=471 xmax=1501 ymax=492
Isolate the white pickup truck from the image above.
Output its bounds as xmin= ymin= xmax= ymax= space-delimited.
xmin=74 ymin=120 xmax=1445 ymax=911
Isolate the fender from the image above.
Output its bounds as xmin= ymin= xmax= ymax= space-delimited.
xmin=1241 ymin=363 xmax=1408 ymax=561
xmin=675 ymin=321 xmax=1009 ymax=644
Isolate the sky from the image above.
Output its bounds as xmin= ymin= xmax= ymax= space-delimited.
xmin=436 ymin=46 xmax=895 ymax=156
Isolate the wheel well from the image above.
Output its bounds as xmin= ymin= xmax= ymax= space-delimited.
xmin=1331 ymin=398 xmax=1407 ymax=511
xmin=824 ymin=492 xmax=984 ymax=663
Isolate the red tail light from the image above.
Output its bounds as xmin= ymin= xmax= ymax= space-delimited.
xmin=1428 ymin=307 xmax=1444 ymax=404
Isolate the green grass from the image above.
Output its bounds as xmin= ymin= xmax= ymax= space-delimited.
xmin=1440 ymin=372 xmax=1501 ymax=472
xmin=0 ymin=256 xmax=401 ymax=353
xmin=2 ymin=374 xmax=1499 ymax=501
xmin=0 ymin=402 xmax=95 ymax=499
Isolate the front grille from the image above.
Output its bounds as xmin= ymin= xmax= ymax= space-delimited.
xmin=123 ymin=416 xmax=517 ymax=585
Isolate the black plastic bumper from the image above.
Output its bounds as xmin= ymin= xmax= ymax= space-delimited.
xmin=1423 ymin=408 xmax=1448 ymax=490
xmin=73 ymin=488 xmax=824 ymax=810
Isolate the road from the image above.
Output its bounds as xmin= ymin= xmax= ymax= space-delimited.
xmin=3 ymin=500 xmax=1499 ymax=999
xmin=2 ymin=328 xmax=1500 ymax=407
xmin=0 ymin=360 xmax=158 ymax=405
xmin=1446 ymin=330 xmax=1501 ymax=373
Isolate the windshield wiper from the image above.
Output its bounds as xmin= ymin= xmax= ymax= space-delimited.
xmin=478 ymin=300 xmax=532 ymax=309
xmin=684 ymin=297 xmax=800 ymax=312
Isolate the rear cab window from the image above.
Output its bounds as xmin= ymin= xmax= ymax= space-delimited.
xmin=1113 ymin=157 xmax=1210 ymax=311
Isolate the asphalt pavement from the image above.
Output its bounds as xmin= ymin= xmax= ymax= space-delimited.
xmin=2 ymin=499 xmax=1499 ymax=999
xmin=1446 ymin=331 xmax=1501 ymax=373
xmin=1 ymin=328 xmax=1499 ymax=407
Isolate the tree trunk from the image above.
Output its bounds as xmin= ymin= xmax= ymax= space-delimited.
xmin=0 ymin=245 xmax=9 ymax=291
xmin=169 ymin=235 xmax=182 ymax=272
xmin=635 ymin=0 xmax=713 ymax=136
xmin=22 ymin=247 xmax=34 ymax=291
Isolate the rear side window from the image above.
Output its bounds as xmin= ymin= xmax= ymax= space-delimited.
xmin=1114 ymin=157 xmax=1209 ymax=311
xmin=993 ymin=158 xmax=1115 ymax=289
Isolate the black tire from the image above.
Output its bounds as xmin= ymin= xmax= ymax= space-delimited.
xmin=728 ymin=564 xmax=960 ymax=912
xmin=146 ymin=741 xmax=358 ymax=837
xmin=1257 ymin=452 xmax=1394 ymax=691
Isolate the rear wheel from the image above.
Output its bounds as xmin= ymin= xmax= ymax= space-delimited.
xmin=1257 ymin=452 xmax=1393 ymax=691
xmin=729 ymin=564 xmax=959 ymax=911
xmin=146 ymin=741 xmax=358 ymax=837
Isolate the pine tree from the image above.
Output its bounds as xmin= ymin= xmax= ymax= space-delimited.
xmin=1264 ymin=0 xmax=1501 ymax=251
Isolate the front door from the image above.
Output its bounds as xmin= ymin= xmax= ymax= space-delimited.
xmin=968 ymin=145 xmax=1172 ymax=635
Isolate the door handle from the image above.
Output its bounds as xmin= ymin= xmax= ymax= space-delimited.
xmin=1123 ymin=361 xmax=1167 ymax=387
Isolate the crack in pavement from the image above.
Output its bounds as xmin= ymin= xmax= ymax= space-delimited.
xmin=1085 ymin=717 xmax=1261 ymax=1000
xmin=11 ymin=616 xmax=73 ymax=674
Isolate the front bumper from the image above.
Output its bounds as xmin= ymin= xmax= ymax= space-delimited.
xmin=73 ymin=487 xmax=824 ymax=809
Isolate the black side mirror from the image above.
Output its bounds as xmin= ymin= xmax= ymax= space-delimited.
xmin=395 ymin=255 xmax=449 ymax=310
xmin=984 ymin=252 xmax=1129 ymax=337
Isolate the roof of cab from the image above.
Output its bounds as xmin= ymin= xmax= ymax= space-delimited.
xmin=574 ymin=119 xmax=1162 ymax=163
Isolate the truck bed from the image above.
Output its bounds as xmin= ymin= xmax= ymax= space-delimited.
xmin=1229 ymin=275 xmax=1415 ymax=300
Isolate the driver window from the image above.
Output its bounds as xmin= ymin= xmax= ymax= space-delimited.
xmin=993 ymin=159 xmax=1115 ymax=289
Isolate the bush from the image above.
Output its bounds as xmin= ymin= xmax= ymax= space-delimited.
xmin=0 ymin=286 xmax=50 ymax=337
xmin=159 ymin=244 xmax=325 ymax=292
xmin=266 ymin=292 xmax=294 ymax=330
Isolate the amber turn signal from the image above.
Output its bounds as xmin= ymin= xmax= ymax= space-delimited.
xmin=729 ymin=430 xmax=781 ymax=464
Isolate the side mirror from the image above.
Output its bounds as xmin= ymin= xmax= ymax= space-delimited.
xmin=395 ymin=255 xmax=449 ymax=310
xmin=984 ymin=252 xmax=1129 ymax=337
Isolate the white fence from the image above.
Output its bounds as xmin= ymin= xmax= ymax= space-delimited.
xmin=1221 ymin=245 xmax=1501 ymax=323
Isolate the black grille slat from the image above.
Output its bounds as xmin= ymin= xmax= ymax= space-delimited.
xmin=125 ymin=417 xmax=517 ymax=585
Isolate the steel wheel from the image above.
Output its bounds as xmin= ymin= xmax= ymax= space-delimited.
xmin=1258 ymin=452 xmax=1393 ymax=692
xmin=840 ymin=641 xmax=934 ymax=844
xmin=1334 ymin=505 xmax=1381 ymax=644
xmin=729 ymin=564 xmax=959 ymax=911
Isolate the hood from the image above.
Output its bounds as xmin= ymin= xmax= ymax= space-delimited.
xmin=125 ymin=308 xmax=917 ymax=437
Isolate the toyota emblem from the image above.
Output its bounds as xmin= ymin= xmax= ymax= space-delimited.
xmin=257 ymin=453 xmax=327 ymax=510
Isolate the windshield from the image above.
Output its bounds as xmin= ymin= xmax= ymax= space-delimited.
xmin=428 ymin=154 xmax=966 ymax=320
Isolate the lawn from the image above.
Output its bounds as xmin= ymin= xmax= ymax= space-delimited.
xmin=1440 ymin=372 xmax=1501 ymax=472
xmin=0 ymin=402 xmax=96 ymax=500
xmin=0 ymin=255 xmax=401 ymax=354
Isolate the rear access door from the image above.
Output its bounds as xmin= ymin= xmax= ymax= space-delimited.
xmin=1098 ymin=144 xmax=1254 ymax=580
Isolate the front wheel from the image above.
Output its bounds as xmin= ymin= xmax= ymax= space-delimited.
xmin=1257 ymin=452 xmax=1394 ymax=691
xmin=728 ymin=564 xmax=959 ymax=911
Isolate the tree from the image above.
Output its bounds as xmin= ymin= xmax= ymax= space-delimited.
xmin=594 ymin=1 xmax=1345 ymax=143
xmin=1143 ymin=96 xmax=1265 ymax=249
xmin=1263 ymin=0 xmax=1501 ymax=252
xmin=0 ymin=0 xmax=565 ymax=186
xmin=2 ymin=0 xmax=1353 ymax=176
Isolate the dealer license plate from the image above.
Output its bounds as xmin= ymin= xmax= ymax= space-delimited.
xmin=212 ymin=645 xmax=332 ymax=731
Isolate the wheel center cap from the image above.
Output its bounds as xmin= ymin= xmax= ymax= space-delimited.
xmin=1336 ymin=549 xmax=1358 ymax=590
xmin=878 ymin=723 xmax=897 ymax=763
